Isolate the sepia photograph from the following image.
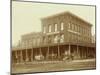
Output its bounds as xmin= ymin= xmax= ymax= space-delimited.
xmin=11 ymin=0 xmax=96 ymax=74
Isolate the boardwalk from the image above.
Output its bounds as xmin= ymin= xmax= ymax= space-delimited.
xmin=12 ymin=59 xmax=96 ymax=74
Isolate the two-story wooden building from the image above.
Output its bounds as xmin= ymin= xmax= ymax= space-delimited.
xmin=12 ymin=12 xmax=96 ymax=63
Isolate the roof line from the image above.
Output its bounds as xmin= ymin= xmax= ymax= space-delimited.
xmin=41 ymin=11 xmax=92 ymax=26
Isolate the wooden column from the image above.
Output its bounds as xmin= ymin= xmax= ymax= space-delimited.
xmin=25 ymin=49 xmax=28 ymax=62
xmin=82 ymin=46 xmax=84 ymax=59
xmin=51 ymin=49 xmax=54 ymax=60
xmin=46 ymin=47 xmax=49 ymax=60
xmin=68 ymin=44 xmax=71 ymax=55
xmin=78 ymin=46 xmax=81 ymax=59
xmin=86 ymin=47 xmax=88 ymax=58
xmin=20 ymin=50 xmax=23 ymax=62
xmin=76 ymin=45 xmax=79 ymax=59
xmin=40 ymin=48 xmax=42 ymax=55
xmin=25 ymin=41 xmax=29 ymax=62
xmin=31 ymin=40 xmax=34 ymax=61
xmin=15 ymin=51 xmax=18 ymax=63
xmin=81 ymin=47 xmax=82 ymax=59
xmin=58 ymin=45 xmax=60 ymax=59
xmin=88 ymin=47 xmax=90 ymax=58
xmin=85 ymin=47 xmax=87 ymax=58
xmin=80 ymin=46 xmax=82 ymax=59
xmin=31 ymin=49 xmax=33 ymax=61
xmin=83 ymin=47 xmax=85 ymax=58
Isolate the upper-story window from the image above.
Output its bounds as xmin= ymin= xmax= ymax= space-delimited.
xmin=48 ymin=25 xmax=51 ymax=32
xmin=74 ymin=25 xmax=77 ymax=31
xmin=43 ymin=26 xmax=46 ymax=33
xmin=32 ymin=39 xmax=35 ymax=46
xmin=61 ymin=22 xmax=64 ymax=30
xmin=54 ymin=35 xmax=59 ymax=43
xmin=89 ymin=30 xmax=91 ymax=37
xmin=80 ymin=27 xmax=83 ymax=34
xmin=54 ymin=24 xmax=57 ymax=31
xmin=68 ymin=23 xmax=71 ymax=29
xmin=22 ymin=42 xmax=25 ymax=48
xmin=77 ymin=26 xmax=79 ymax=32
xmin=35 ymin=38 xmax=37 ymax=46
xmin=82 ymin=28 xmax=84 ymax=34
xmin=43 ymin=37 xmax=46 ymax=44
xmin=25 ymin=41 xmax=28 ymax=48
xmin=29 ymin=39 xmax=32 ymax=47
xmin=60 ymin=34 xmax=64 ymax=43
xmin=72 ymin=24 xmax=74 ymax=30
xmin=37 ymin=38 xmax=40 ymax=45
xmin=78 ymin=26 xmax=81 ymax=33
xmin=48 ymin=36 xmax=52 ymax=43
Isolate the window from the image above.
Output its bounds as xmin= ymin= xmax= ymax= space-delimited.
xmin=37 ymin=38 xmax=40 ymax=45
xmin=22 ymin=42 xmax=25 ymax=48
xmin=77 ymin=26 xmax=79 ymax=32
xmin=79 ymin=26 xmax=81 ymax=33
xmin=77 ymin=36 xmax=79 ymax=42
xmin=49 ymin=25 xmax=51 ymax=32
xmin=71 ymin=34 xmax=73 ymax=41
xmin=36 ymin=38 xmax=39 ymax=46
xmin=74 ymin=25 xmax=77 ymax=31
xmin=54 ymin=35 xmax=59 ymax=43
xmin=32 ymin=39 xmax=35 ymax=46
xmin=29 ymin=40 xmax=32 ymax=47
xmin=72 ymin=24 xmax=74 ymax=30
xmin=43 ymin=37 xmax=46 ymax=44
xmin=43 ymin=26 xmax=46 ymax=33
xmin=68 ymin=23 xmax=71 ymax=29
xmin=54 ymin=24 xmax=57 ymax=31
xmin=35 ymin=38 xmax=37 ymax=45
xmin=47 ymin=36 xmax=52 ymax=44
xmin=81 ymin=27 xmax=83 ymax=34
xmin=83 ymin=28 xmax=85 ymax=34
xmin=25 ymin=41 xmax=28 ymax=48
xmin=60 ymin=34 xmax=64 ymax=43
xmin=61 ymin=22 xmax=64 ymax=30
xmin=81 ymin=26 xmax=83 ymax=34
xmin=70 ymin=23 xmax=72 ymax=30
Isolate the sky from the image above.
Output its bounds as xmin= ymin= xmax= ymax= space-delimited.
xmin=12 ymin=1 xmax=95 ymax=46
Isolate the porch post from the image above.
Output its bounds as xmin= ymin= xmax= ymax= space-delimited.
xmin=68 ymin=44 xmax=71 ymax=55
xmin=25 ymin=41 xmax=29 ymax=62
xmin=25 ymin=49 xmax=28 ymax=62
xmin=20 ymin=50 xmax=23 ymax=62
xmin=85 ymin=47 xmax=87 ymax=58
xmin=15 ymin=51 xmax=18 ymax=63
xmin=31 ymin=49 xmax=33 ymax=61
xmin=76 ymin=45 xmax=79 ymax=59
xmin=46 ymin=46 xmax=49 ymax=60
xmin=40 ymin=48 xmax=42 ymax=55
xmin=58 ymin=45 xmax=60 ymax=59
xmin=87 ymin=47 xmax=89 ymax=58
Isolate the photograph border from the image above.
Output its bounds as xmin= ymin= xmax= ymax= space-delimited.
xmin=10 ymin=0 xmax=96 ymax=74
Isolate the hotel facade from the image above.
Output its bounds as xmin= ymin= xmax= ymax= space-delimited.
xmin=12 ymin=12 xmax=96 ymax=63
